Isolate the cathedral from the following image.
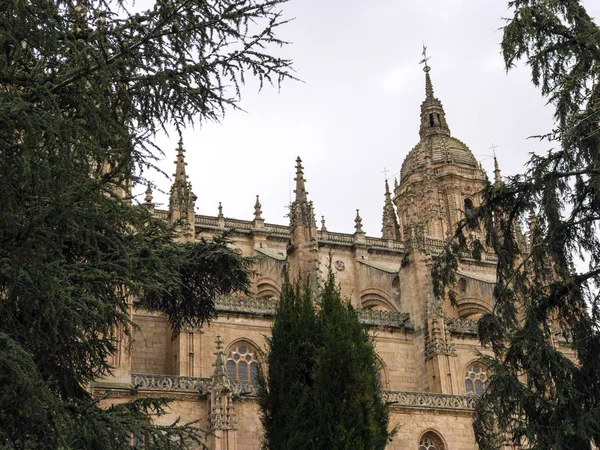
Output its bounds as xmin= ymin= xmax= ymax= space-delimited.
xmin=93 ymin=65 xmax=549 ymax=450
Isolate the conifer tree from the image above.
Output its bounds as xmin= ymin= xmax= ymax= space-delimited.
xmin=312 ymin=270 xmax=391 ymax=450
xmin=433 ymin=1 xmax=600 ymax=448
xmin=258 ymin=278 xmax=319 ymax=450
xmin=0 ymin=0 xmax=293 ymax=448
xmin=259 ymin=269 xmax=392 ymax=450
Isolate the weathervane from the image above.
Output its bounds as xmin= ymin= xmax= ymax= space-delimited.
xmin=381 ymin=167 xmax=390 ymax=180
xmin=419 ymin=43 xmax=431 ymax=72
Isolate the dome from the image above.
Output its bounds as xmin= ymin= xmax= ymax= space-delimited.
xmin=400 ymin=134 xmax=479 ymax=179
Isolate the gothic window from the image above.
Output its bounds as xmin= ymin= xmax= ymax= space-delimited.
xmin=464 ymin=198 xmax=474 ymax=216
xmin=226 ymin=343 xmax=259 ymax=382
xmin=465 ymin=362 xmax=490 ymax=395
xmin=419 ymin=431 xmax=445 ymax=450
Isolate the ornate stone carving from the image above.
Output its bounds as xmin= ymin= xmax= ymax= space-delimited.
xmin=445 ymin=317 xmax=478 ymax=336
xmin=382 ymin=390 xmax=476 ymax=411
xmin=215 ymin=295 xmax=277 ymax=316
xmin=425 ymin=316 xmax=456 ymax=359
xmin=356 ymin=308 xmax=411 ymax=329
xmin=131 ymin=374 xmax=211 ymax=393
xmin=335 ymin=260 xmax=345 ymax=271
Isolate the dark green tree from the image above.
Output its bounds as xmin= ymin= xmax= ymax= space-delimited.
xmin=312 ymin=270 xmax=391 ymax=450
xmin=258 ymin=277 xmax=319 ymax=450
xmin=0 ymin=0 xmax=293 ymax=448
xmin=433 ymin=1 xmax=600 ymax=448
xmin=259 ymin=269 xmax=392 ymax=450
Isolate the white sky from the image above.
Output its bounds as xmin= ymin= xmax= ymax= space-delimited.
xmin=143 ymin=0 xmax=600 ymax=237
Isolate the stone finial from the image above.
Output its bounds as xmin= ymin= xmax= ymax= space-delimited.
xmin=354 ymin=209 xmax=364 ymax=234
xmin=394 ymin=177 xmax=399 ymax=190
xmin=218 ymin=202 xmax=224 ymax=219
xmin=382 ymin=179 xmax=400 ymax=240
xmin=211 ymin=334 xmax=231 ymax=390
xmin=254 ymin=195 xmax=263 ymax=221
xmin=321 ymin=215 xmax=327 ymax=232
xmin=144 ymin=182 xmax=153 ymax=204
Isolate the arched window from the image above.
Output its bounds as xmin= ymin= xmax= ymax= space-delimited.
xmin=419 ymin=431 xmax=446 ymax=450
xmin=465 ymin=362 xmax=490 ymax=395
xmin=464 ymin=198 xmax=474 ymax=216
xmin=226 ymin=342 xmax=259 ymax=382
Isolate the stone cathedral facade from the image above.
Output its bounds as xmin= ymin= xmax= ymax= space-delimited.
xmin=94 ymin=69 xmax=548 ymax=450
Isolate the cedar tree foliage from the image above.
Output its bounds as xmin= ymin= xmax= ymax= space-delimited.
xmin=259 ymin=269 xmax=393 ymax=450
xmin=0 ymin=0 xmax=294 ymax=448
xmin=432 ymin=1 xmax=600 ymax=449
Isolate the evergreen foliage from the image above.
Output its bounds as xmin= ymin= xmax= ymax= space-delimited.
xmin=432 ymin=1 xmax=600 ymax=448
xmin=259 ymin=269 xmax=392 ymax=450
xmin=258 ymin=277 xmax=318 ymax=450
xmin=0 ymin=0 xmax=293 ymax=447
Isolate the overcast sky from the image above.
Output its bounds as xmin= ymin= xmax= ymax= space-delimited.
xmin=144 ymin=0 xmax=600 ymax=237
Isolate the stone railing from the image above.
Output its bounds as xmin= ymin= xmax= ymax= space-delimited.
xmin=321 ymin=231 xmax=354 ymax=244
xmin=224 ymin=218 xmax=253 ymax=230
xmin=445 ymin=317 xmax=479 ymax=336
xmin=366 ymin=237 xmax=389 ymax=248
xmin=356 ymin=309 xmax=411 ymax=329
xmin=215 ymin=295 xmax=277 ymax=316
xmin=382 ymin=391 xmax=476 ymax=411
xmin=196 ymin=215 xmax=219 ymax=227
xmin=131 ymin=374 xmax=211 ymax=393
xmin=264 ymin=223 xmax=290 ymax=236
xmin=215 ymin=296 xmax=411 ymax=330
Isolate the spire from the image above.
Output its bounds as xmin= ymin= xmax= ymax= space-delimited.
xmin=168 ymin=140 xmax=196 ymax=236
xmin=382 ymin=179 xmax=400 ymax=240
xmin=174 ymin=139 xmax=187 ymax=183
xmin=425 ymin=71 xmax=434 ymax=100
xmin=253 ymin=195 xmax=263 ymax=221
xmin=289 ymin=156 xmax=314 ymax=229
xmin=494 ymin=156 xmax=502 ymax=185
xmin=218 ymin=202 xmax=224 ymax=219
xmin=418 ymin=45 xmax=451 ymax=140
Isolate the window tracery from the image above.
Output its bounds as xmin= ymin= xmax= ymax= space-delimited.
xmin=419 ymin=431 xmax=445 ymax=450
xmin=226 ymin=342 xmax=259 ymax=382
xmin=465 ymin=362 xmax=489 ymax=395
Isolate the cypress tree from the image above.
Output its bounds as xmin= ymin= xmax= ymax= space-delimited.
xmin=259 ymin=269 xmax=393 ymax=450
xmin=258 ymin=277 xmax=319 ymax=450
xmin=312 ymin=270 xmax=391 ymax=450
xmin=433 ymin=1 xmax=600 ymax=448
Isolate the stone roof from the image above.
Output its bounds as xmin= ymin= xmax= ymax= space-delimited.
xmin=400 ymin=134 xmax=479 ymax=179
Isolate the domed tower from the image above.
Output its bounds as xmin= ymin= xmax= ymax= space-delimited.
xmin=394 ymin=63 xmax=486 ymax=244
xmin=392 ymin=56 xmax=494 ymax=395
